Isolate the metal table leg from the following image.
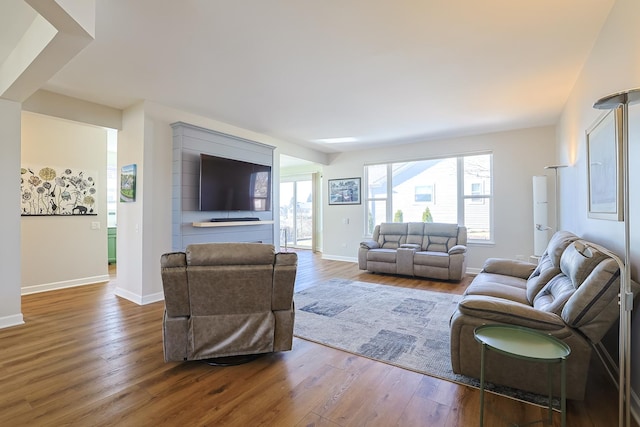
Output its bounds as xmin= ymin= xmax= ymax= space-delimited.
xmin=480 ymin=342 xmax=486 ymax=427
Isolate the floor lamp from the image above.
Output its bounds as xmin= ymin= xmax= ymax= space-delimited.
xmin=544 ymin=165 xmax=567 ymax=232
xmin=593 ymin=88 xmax=640 ymax=427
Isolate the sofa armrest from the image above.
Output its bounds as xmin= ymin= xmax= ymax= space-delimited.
xmin=360 ymin=239 xmax=380 ymax=250
xmin=482 ymin=258 xmax=536 ymax=279
xmin=448 ymin=244 xmax=466 ymax=255
xmin=457 ymin=295 xmax=566 ymax=331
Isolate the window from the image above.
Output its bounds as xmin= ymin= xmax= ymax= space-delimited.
xmin=415 ymin=185 xmax=434 ymax=202
xmin=470 ymin=183 xmax=483 ymax=203
xmin=364 ymin=153 xmax=492 ymax=241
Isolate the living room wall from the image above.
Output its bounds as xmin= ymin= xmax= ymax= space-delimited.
xmin=556 ymin=0 xmax=640 ymax=412
xmin=112 ymin=101 xmax=330 ymax=304
xmin=0 ymin=99 xmax=22 ymax=328
xmin=20 ymin=112 xmax=109 ymax=293
xmin=321 ymin=126 xmax=557 ymax=273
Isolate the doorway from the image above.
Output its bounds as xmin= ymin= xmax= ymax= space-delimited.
xmin=280 ymin=179 xmax=313 ymax=249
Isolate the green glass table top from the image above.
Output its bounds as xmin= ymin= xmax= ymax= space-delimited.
xmin=474 ymin=324 xmax=571 ymax=361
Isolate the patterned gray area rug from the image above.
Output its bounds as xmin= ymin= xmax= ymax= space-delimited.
xmin=294 ymin=278 xmax=558 ymax=409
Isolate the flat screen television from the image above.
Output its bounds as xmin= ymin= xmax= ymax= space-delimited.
xmin=199 ymin=153 xmax=272 ymax=211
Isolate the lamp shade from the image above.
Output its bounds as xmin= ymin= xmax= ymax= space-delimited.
xmin=533 ymin=175 xmax=549 ymax=256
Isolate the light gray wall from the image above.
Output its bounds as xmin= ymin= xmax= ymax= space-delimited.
xmin=112 ymin=101 xmax=330 ymax=305
xmin=171 ymin=121 xmax=275 ymax=250
xmin=321 ymin=126 xmax=557 ymax=272
xmin=556 ymin=0 xmax=640 ymax=412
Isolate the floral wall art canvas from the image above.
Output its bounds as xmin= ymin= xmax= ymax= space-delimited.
xmin=21 ymin=166 xmax=98 ymax=216
xmin=120 ymin=164 xmax=136 ymax=202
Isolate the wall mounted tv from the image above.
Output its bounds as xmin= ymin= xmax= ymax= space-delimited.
xmin=199 ymin=153 xmax=272 ymax=211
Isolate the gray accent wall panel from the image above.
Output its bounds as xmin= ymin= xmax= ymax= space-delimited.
xmin=171 ymin=122 xmax=275 ymax=251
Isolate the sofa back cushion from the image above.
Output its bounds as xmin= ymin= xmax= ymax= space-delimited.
xmin=526 ymin=230 xmax=579 ymax=303
xmin=532 ymin=274 xmax=575 ymax=315
xmin=377 ymin=223 xmax=408 ymax=248
xmin=423 ymin=223 xmax=460 ymax=252
xmin=561 ymin=248 xmax=622 ymax=343
xmin=560 ymin=240 xmax=609 ymax=287
xmin=530 ymin=239 xmax=625 ymax=344
xmin=186 ymin=242 xmax=275 ymax=266
xmin=406 ymin=222 xmax=425 ymax=246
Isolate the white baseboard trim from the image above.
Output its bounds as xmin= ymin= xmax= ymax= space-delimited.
xmin=321 ymin=254 xmax=358 ymax=263
xmin=21 ymin=275 xmax=111 ymax=295
xmin=142 ymin=292 xmax=165 ymax=305
xmin=114 ymin=287 xmax=164 ymax=306
xmin=0 ymin=314 xmax=25 ymax=329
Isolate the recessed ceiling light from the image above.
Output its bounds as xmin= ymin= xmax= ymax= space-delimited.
xmin=313 ymin=137 xmax=358 ymax=144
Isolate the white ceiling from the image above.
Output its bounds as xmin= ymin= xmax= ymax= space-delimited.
xmin=3 ymin=0 xmax=615 ymax=153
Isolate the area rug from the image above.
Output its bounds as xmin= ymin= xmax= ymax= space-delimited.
xmin=293 ymin=278 xmax=559 ymax=409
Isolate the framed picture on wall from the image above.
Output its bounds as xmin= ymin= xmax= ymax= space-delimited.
xmin=20 ymin=165 xmax=98 ymax=216
xmin=120 ymin=164 xmax=137 ymax=202
xmin=328 ymin=177 xmax=361 ymax=205
xmin=586 ymin=108 xmax=623 ymax=221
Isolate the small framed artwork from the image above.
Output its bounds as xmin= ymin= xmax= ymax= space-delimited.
xmin=586 ymin=108 xmax=623 ymax=221
xmin=328 ymin=177 xmax=361 ymax=205
xmin=120 ymin=164 xmax=137 ymax=202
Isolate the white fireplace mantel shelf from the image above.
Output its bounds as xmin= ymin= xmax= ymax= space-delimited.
xmin=192 ymin=220 xmax=274 ymax=228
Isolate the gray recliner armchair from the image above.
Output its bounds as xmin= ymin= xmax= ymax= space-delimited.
xmin=160 ymin=243 xmax=297 ymax=362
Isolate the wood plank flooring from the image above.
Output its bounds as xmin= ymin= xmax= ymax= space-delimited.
xmin=0 ymin=250 xmax=630 ymax=426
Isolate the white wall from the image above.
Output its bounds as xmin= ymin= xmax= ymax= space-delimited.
xmin=0 ymin=99 xmax=23 ymax=328
xmin=20 ymin=112 xmax=109 ymax=293
xmin=557 ymin=0 xmax=640 ymax=412
xmin=114 ymin=101 xmax=330 ymax=304
xmin=113 ymin=104 xmax=147 ymax=303
xmin=321 ymin=126 xmax=557 ymax=271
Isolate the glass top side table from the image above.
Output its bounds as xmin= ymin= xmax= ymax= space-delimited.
xmin=474 ymin=324 xmax=571 ymax=427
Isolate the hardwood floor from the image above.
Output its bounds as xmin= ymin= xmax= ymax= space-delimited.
xmin=0 ymin=250 xmax=629 ymax=426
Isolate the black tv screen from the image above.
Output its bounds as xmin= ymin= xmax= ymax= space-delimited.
xmin=199 ymin=154 xmax=272 ymax=211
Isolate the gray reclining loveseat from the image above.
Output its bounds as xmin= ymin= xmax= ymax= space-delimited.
xmin=359 ymin=222 xmax=467 ymax=281
xmin=450 ymin=230 xmax=636 ymax=400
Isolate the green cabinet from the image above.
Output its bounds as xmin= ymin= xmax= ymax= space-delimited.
xmin=108 ymin=227 xmax=117 ymax=264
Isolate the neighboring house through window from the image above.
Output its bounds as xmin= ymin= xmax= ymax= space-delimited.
xmin=364 ymin=153 xmax=493 ymax=242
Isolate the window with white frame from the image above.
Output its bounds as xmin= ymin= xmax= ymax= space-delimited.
xmin=414 ymin=184 xmax=434 ymax=202
xmin=364 ymin=153 xmax=492 ymax=241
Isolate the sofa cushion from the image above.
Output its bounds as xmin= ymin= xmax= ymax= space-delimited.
xmin=422 ymin=223 xmax=459 ymax=251
xmin=366 ymin=249 xmax=398 ymax=263
xmin=532 ymin=274 xmax=575 ymax=315
xmin=413 ymin=251 xmax=449 ymax=268
xmin=187 ymin=242 xmax=275 ymax=265
xmin=406 ymin=222 xmax=425 ymax=246
xmin=377 ymin=223 xmax=408 ymax=249
xmin=464 ymin=272 xmax=529 ymax=305
xmin=562 ymin=258 xmax=622 ymax=343
xmin=531 ymin=241 xmax=610 ymax=316
xmin=526 ymin=256 xmax=561 ymax=304
xmin=526 ymin=231 xmax=579 ymax=303
xmin=560 ymin=241 xmax=609 ymax=287
xmin=544 ymin=230 xmax=579 ymax=268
